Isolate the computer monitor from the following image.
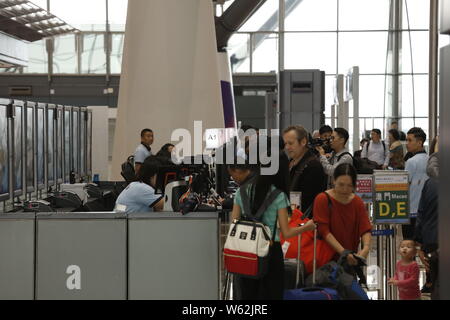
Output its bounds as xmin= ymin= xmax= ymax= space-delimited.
xmin=36 ymin=104 xmax=46 ymax=190
xmin=47 ymin=104 xmax=56 ymax=187
xmin=25 ymin=102 xmax=35 ymax=193
xmin=72 ymin=107 xmax=80 ymax=179
xmin=79 ymin=108 xmax=87 ymax=179
xmin=86 ymin=110 xmax=92 ymax=177
xmin=56 ymin=106 xmax=63 ymax=184
xmin=63 ymin=106 xmax=72 ymax=183
xmin=12 ymin=101 xmax=24 ymax=197
xmin=0 ymin=100 xmax=10 ymax=202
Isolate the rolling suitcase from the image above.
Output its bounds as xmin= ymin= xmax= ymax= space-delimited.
xmin=284 ymin=232 xmax=305 ymax=290
xmin=284 ymin=227 xmax=340 ymax=300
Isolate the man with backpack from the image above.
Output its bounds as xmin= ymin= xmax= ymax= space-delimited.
xmin=316 ymin=128 xmax=353 ymax=188
xmin=361 ymin=129 xmax=390 ymax=169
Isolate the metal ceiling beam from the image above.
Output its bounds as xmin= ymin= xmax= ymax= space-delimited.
xmin=215 ymin=0 xmax=267 ymax=51
xmin=0 ymin=0 xmax=78 ymax=42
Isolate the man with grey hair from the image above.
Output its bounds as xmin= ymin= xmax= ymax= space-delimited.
xmin=283 ymin=125 xmax=326 ymax=211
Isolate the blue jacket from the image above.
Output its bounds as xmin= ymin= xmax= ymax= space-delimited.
xmin=405 ymin=152 xmax=429 ymax=216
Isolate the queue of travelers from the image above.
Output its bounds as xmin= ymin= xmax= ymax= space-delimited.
xmin=115 ymin=122 xmax=439 ymax=300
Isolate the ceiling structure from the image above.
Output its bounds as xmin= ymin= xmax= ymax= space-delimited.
xmin=0 ymin=0 xmax=78 ymax=42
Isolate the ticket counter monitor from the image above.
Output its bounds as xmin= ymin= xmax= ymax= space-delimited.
xmin=56 ymin=106 xmax=64 ymax=186
xmin=63 ymin=106 xmax=72 ymax=183
xmin=46 ymin=105 xmax=56 ymax=188
xmin=0 ymin=99 xmax=11 ymax=203
xmin=12 ymin=100 xmax=24 ymax=198
xmin=36 ymin=103 xmax=46 ymax=191
xmin=25 ymin=102 xmax=36 ymax=194
xmin=71 ymin=107 xmax=80 ymax=181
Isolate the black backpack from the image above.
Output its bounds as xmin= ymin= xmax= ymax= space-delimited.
xmin=337 ymin=152 xmax=380 ymax=174
xmin=121 ymin=155 xmax=137 ymax=184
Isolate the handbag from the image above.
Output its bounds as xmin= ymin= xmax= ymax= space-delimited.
xmin=224 ymin=187 xmax=282 ymax=279
xmin=280 ymin=194 xmax=336 ymax=274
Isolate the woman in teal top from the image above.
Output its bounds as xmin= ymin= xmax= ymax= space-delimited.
xmin=228 ymin=137 xmax=315 ymax=300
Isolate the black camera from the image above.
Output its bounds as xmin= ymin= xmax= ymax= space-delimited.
xmin=309 ymin=137 xmax=333 ymax=154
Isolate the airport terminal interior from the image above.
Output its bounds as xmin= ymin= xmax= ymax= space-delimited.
xmin=0 ymin=0 xmax=449 ymax=301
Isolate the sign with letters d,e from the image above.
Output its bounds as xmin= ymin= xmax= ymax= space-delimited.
xmin=373 ymin=171 xmax=409 ymax=224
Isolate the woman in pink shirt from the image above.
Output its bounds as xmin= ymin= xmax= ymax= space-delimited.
xmin=388 ymin=239 xmax=421 ymax=300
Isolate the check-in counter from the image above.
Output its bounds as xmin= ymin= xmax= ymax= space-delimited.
xmin=0 ymin=213 xmax=35 ymax=300
xmin=0 ymin=211 xmax=221 ymax=300
xmin=35 ymin=213 xmax=127 ymax=300
xmin=127 ymin=212 xmax=220 ymax=300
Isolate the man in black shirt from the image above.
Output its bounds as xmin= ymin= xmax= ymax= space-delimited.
xmin=283 ymin=125 xmax=327 ymax=212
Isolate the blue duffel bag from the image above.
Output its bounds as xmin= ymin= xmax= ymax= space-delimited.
xmin=284 ymin=287 xmax=340 ymax=300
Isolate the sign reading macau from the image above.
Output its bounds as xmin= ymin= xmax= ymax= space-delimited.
xmin=373 ymin=171 xmax=409 ymax=224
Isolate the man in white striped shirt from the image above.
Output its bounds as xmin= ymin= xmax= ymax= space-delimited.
xmin=361 ymin=129 xmax=390 ymax=169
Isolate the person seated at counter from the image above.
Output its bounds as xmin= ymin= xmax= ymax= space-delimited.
xmin=115 ymin=156 xmax=164 ymax=213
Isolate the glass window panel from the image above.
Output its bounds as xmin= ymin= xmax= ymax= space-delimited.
xmin=339 ymin=32 xmax=388 ymax=74
xmin=402 ymin=0 xmax=430 ymax=30
xmin=415 ymin=118 xmax=429 ymax=145
xmin=24 ymin=39 xmax=48 ymax=74
xmin=285 ymin=0 xmax=337 ymax=31
xmin=50 ymin=0 xmax=106 ymax=31
xmin=81 ymin=34 xmax=106 ymax=74
xmin=325 ymin=76 xmax=336 ymax=118
xmin=228 ymin=33 xmax=250 ymax=73
xmin=111 ymin=33 xmax=125 ymax=74
xmin=285 ymin=32 xmax=337 ymax=74
xmin=373 ymin=118 xmax=386 ymax=138
xmin=53 ymin=34 xmax=77 ymax=74
xmin=400 ymin=75 xmax=429 ymax=117
xmin=239 ymin=1 xmax=278 ymax=32
xmin=359 ymin=75 xmax=386 ymax=117
xmin=400 ymin=118 xmax=415 ymax=134
xmin=108 ymin=0 xmax=128 ymax=31
xmin=252 ymin=33 xmax=278 ymax=72
xmin=401 ymin=31 xmax=429 ymax=74
xmin=339 ymin=0 xmax=390 ymax=31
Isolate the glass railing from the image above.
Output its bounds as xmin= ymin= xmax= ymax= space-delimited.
xmin=3 ymin=31 xmax=125 ymax=76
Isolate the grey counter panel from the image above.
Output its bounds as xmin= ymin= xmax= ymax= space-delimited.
xmin=36 ymin=218 xmax=127 ymax=300
xmin=128 ymin=217 xmax=220 ymax=300
xmin=0 ymin=217 xmax=35 ymax=300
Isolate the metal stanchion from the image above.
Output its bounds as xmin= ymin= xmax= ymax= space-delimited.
xmin=386 ymin=225 xmax=393 ymax=300
xmin=391 ymin=225 xmax=399 ymax=300
xmin=377 ymin=224 xmax=385 ymax=300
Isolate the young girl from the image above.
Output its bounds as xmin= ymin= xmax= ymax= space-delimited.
xmin=388 ymin=239 xmax=421 ymax=300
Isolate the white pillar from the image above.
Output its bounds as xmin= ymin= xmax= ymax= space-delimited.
xmin=111 ymin=0 xmax=224 ymax=180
